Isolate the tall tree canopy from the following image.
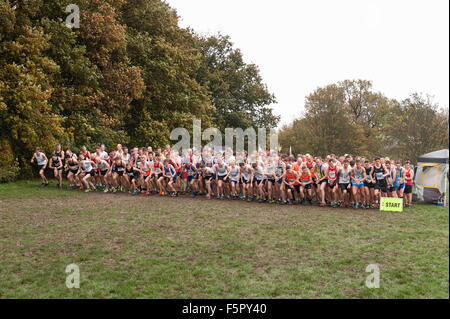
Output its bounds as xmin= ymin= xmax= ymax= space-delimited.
xmin=196 ymin=34 xmax=278 ymax=131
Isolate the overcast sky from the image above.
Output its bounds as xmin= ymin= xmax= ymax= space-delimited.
xmin=166 ymin=0 xmax=449 ymax=128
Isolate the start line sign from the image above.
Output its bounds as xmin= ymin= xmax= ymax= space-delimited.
xmin=380 ymin=197 xmax=403 ymax=212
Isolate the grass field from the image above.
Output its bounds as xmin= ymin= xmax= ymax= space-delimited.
xmin=0 ymin=180 xmax=448 ymax=298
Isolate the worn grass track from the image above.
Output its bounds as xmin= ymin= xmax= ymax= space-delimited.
xmin=0 ymin=181 xmax=448 ymax=298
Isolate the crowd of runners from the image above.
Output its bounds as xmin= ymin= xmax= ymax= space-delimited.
xmin=31 ymin=143 xmax=416 ymax=208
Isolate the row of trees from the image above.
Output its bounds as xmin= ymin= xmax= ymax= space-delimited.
xmin=278 ymin=80 xmax=449 ymax=163
xmin=0 ymin=0 xmax=278 ymax=179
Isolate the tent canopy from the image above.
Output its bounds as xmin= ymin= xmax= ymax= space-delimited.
xmin=414 ymin=149 xmax=449 ymax=204
xmin=417 ymin=149 xmax=449 ymax=164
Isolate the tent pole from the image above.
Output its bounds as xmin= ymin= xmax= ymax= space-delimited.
xmin=445 ymin=175 xmax=448 ymax=207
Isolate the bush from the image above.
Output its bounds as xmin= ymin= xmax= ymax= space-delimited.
xmin=0 ymin=158 xmax=20 ymax=183
xmin=0 ymin=139 xmax=20 ymax=183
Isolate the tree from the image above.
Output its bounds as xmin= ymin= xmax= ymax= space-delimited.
xmin=0 ymin=20 xmax=66 ymax=176
xmin=196 ymin=34 xmax=279 ymax=131
xmin=121 ymin=0 xmax=213 ymax=147
xmin=340 ymin=79 xmax=392 ymax=155
xmin=76 ymin=0 xmax=145 ymax=148
xmin=279 ymin=80 xmax=397 ymax=158
xmin=386 ymin=93 xmax=449 ymax=162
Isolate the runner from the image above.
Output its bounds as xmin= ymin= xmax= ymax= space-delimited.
xmin=274 ymin=156 xmax=286 ymax=203
xmin=337 ymin=159 xmax=352 ymax=208
xmin=76 ymin=154 xmax=96 ymax=192
xmin=64 ymin=149 xmax=79 ymax=189
xmin=96 ymin=156 xmax=110 ymax=191
xmin=404 ymin=160 xmax=415 ymax=207
xmin=325 ymin=159 xmax=339 ymax=208
xmin=184 ymin=161 xmax=199 ymax=197
xmin=162 ymin=159 xmax=177 ymax=197
xmin=54 ymin=144 xmax=65 ymax=187
xmin=386 ymin=160 xmax=398 ymax=198
xmin=299 ymin=165 xmax=313 ymax=205
xmin=372 ymin=157 xmax=389 ymax=208
xmin=252 ymin=162 xmax=266 ymax=203
xmin=228 ymin=161 xmax=240 ymax=199
xmin=49 ymin=152 xmax=63 ymax=188
xmin=282 ymin=164 xmax=299 ymax=205
xmin=395 ymin=160 xmax=406 ymax=201
xmin=203 ymin=161 xmax=215 ymax=200
xmin=351 ymin=159 xmax=366 ymax=209
xmin=363 ymin=160 xmax=375 ymax=208
xmin=240 ymin=162 xmax=253 ymax=201
xmin=215 ymin=160 xmax=230 ymax=200
xmin=153 ymin=153 xmax=164 ymax=195
xmin=315 ymin=157 xmax=328 ymax=207
xmin=30 ymin=147 xmax=48 ymax=187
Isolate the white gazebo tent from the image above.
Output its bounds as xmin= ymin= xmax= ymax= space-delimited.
xmin=414 ymin=149 xmax=449 ymax=205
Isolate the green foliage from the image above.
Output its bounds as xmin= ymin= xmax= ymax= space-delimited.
xmin=0 ymin=14 xmax=67 ymax=171
xmin=0 ymin=139 xmax=20 ymax=182
xmin=0 ymin=158 xmax=20 ymax=183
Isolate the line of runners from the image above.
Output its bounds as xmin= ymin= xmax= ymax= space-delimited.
xmin=31 ymin=144 xmax=416 ymax=208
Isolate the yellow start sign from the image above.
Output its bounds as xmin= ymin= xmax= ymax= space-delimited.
xmin=380 ymin=197 xmax=403 ymax=212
